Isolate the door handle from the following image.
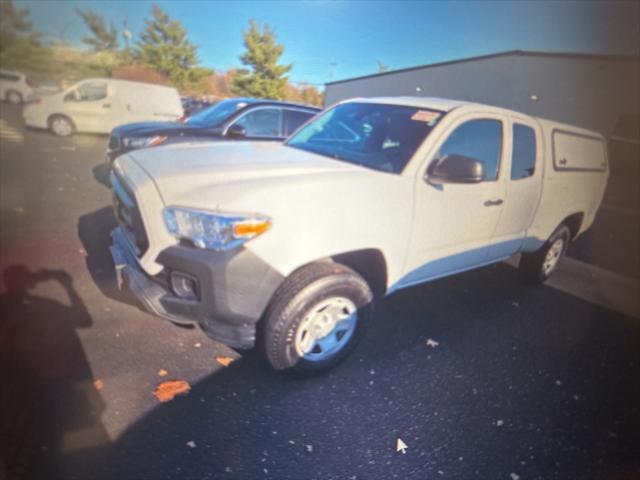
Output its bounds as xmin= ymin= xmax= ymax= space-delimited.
xmin=483 ymin=199 xmax=503 ymax=207
xmin=102 ymin=103 xmax=111 ymax=109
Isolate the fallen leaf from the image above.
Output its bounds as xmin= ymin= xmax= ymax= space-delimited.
xmin=426 ymin=338 xmax=439 ymax=348
xmin=158 ymin=369 xmax=168 ymax=377
xmin=186 ymin=441 xmax=196 ymax=448
xmin=93 ymin=379 xmax=104 ymax=390
xmin=216 ymin=356 xmax=235 ymax=367
xmin=153 ymin=380 xmax=191 ymax=402
xmin=194 ymin=342 xmax=202 ymax=348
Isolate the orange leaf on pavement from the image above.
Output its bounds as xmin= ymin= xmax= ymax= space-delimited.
xmin=93 ymin=379 xmax=104 ymax=390
xmin=158 ymin=369 xmax=168 ymax=377
xmin=216 ymin=356 xmax=235 ymax=367
xmin=153 ymin=380 xmax=191 ymax=402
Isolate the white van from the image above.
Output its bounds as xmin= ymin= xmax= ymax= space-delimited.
xmin=22 ymin=78 xmax=183 ymax=136
xmin=109 ymin=97 xmax=609 ymax=375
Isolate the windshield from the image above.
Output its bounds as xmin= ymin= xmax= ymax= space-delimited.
xmin=286 ymin=102 xmax=443 ymax=173
xmin=186 ymin=99 xmax=253 ymax=127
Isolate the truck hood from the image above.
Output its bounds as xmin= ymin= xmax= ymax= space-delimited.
xmin=120 ymin=141 xmax=363 ymax=204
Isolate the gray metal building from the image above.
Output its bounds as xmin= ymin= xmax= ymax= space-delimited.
xmin=324 ymin=50 xmax=640 ymax=140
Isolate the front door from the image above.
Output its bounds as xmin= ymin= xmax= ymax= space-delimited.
xmin=400 ymin=115 xmax=507 ymax=287
xmin=63 ymin=80 xmax=111 ymax=132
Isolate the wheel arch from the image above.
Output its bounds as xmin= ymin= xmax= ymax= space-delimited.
xmin=560 ymin=212 xmax=584 ymax=240
xmin=330 ymin=248 xmax=388 ymax=298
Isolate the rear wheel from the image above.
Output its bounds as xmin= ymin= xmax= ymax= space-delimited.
xmin=519 ymin=225 xmax=571 ymax=284
xmin=6 ymin=90 xmax=23 ymax=104
xmin=263 ymin=262 xmax=373 ymax=376
xmin=49 ymin=115 xmax=74 ymax=137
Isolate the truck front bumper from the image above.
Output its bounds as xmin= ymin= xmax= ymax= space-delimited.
xmin=109 ymin=226 xmax=284 ymax=349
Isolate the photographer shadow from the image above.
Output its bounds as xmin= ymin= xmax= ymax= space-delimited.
xmin=0 ymin=265 xmax=110 ymax=480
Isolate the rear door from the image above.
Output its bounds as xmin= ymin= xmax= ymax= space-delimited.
xmin=488 ymin=116 xmax=543 ymax=260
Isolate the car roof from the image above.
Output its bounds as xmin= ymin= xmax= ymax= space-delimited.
xmin=0 ymin=69 xmax=25 ymax=76
xmin=230 ymin=97 xmax=321 ymax=111
xmin=341 ymin=96 xmax=470 ymax=112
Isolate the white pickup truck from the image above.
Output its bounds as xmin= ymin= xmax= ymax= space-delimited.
xmin=109 ymin=97 xmax=608 ymax=375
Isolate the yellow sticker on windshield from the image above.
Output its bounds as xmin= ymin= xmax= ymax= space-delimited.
xmin=411 ymin=110 xmax=440 ymax=124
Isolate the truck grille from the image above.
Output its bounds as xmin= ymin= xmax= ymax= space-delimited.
xmin=111 ymin=171 xmax=149 ymax=256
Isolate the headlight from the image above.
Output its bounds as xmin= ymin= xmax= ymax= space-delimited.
xmin=123 ymin=135 xmax=167 ymax=149
xmin=163 ymin=206 xmax=272 ymax=251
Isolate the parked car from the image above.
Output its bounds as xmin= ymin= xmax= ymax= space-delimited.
xmin=109 ymin=97 xmax=608 ymax=375
xmin=105 ymin=98 xmax=320 ymax=164
xmin=0 ymin=69 xmax=35 ymax=104
xmin=22 ymin=78 xmax=183 ymax=136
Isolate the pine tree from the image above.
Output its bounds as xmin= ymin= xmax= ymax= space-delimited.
xmin=0 ymin=0 xmax=50 ymax=75
xmin=76 ymin=8 xmax=119 ymax=51
xmin=136 ymin=4 xmax=209 ymax=91
xmin=232 ymin=20 xmax=292 ymax=99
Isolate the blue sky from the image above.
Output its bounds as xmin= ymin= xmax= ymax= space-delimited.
xmin=19 ymin=0 xmax=640 ymax=86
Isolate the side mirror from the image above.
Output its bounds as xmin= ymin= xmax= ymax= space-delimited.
xmin=427 ymin=154 xmax=484 ymax=184
xmin=226 ymin=124 xmax=247 ymax=139
xmin=63 ymin=90 xmax=77 ymax=102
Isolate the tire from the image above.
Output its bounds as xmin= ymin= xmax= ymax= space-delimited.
xmin=263 ymin=262 xmax=374 ymax=376
xmin=6 ymin=90 xmax=23 ymax=104
xmin=49 ymin=115 xmax=74 ymax=137
xmin=519 ymin=225 xmax=571 ymax=284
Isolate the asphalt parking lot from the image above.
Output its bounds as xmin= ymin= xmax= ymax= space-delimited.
xmin=1 ymin=102 xmax=639 ymax=480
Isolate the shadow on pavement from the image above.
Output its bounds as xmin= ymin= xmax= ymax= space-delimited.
xmin=0 ymin=266 xmax=110 ymax=480
xmin=65 ymin=263 xmax=638 ymax=480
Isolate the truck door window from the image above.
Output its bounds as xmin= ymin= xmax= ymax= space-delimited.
xmin=511 ymin=124 xmax=536 ymax=179
xmin=232 ymin=108 xmax=282 ymax=137
xmin=437 ymin=119 xmax=502 ymax=180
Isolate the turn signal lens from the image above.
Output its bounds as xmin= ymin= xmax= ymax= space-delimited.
xmin=233 ymin=220 xmax=272 ymax=238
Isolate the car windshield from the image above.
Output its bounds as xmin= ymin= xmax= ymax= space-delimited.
xmin=186 ymin=99 xmax=253 ymax=127
xmin=286 ymin=102 xmax=443 ymax=173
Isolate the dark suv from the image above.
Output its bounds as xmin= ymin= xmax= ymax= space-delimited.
xmin=105 ymin=98 xmax=320 ymax=164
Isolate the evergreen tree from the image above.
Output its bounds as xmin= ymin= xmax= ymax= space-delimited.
xmin=136 ymin=4 xmax=209 ymax=91
xmin=232 ymin=20 xmax=292 ymax=99
xmin=76 ymin=8 xmax=119 ymax=51
xmin=0 ymin=0 xmax=50 ymax=75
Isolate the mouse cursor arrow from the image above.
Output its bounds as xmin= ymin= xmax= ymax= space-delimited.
xmin=396 ymin=438 xmax=408 ymax=454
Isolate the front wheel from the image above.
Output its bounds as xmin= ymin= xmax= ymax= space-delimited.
xmin=6 ymin=90 xmax=23 ymax=104
xmin=519 ymin=225 xmax=571 ymax=284
xmin=262 ymin=262 xmax=373 ymax=376
xmin=49 ymin=115 xmax=74 ymax=137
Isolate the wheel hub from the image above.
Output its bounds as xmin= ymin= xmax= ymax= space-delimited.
xmin=543 ymin=238 xmax=564 ymax=275
xmin=294 ymin=296 xmax=358 ymax=361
